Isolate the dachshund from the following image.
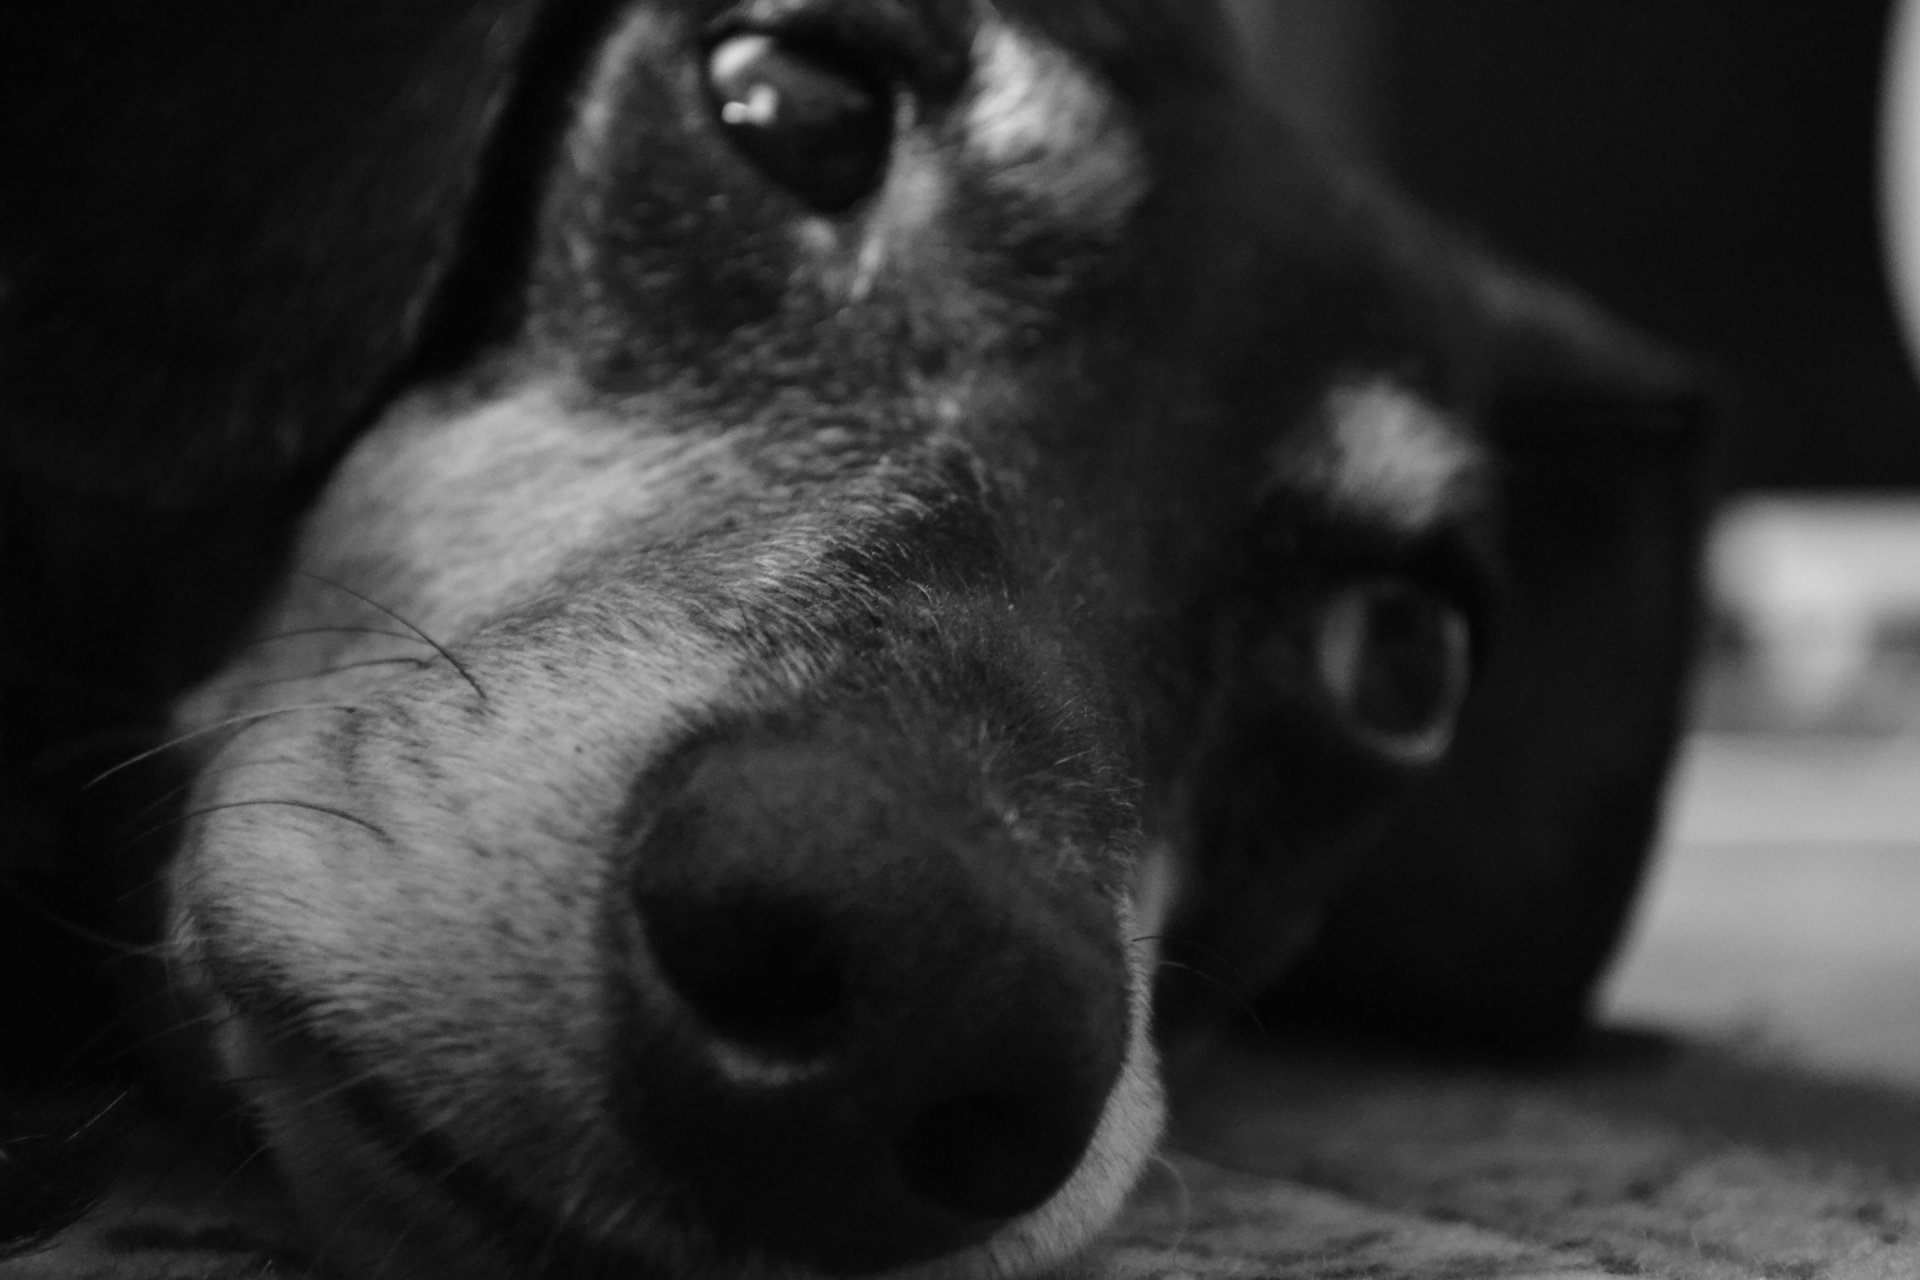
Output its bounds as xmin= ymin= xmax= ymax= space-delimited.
xmin=0 ymin=2 xmax=1711 ymax=1276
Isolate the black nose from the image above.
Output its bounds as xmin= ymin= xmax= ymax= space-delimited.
xmin=620 ymin=730 xmax=1130 ymax=1274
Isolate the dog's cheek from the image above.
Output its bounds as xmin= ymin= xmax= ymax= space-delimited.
xmin=159 ymin=666 xmax=660 ymax=1209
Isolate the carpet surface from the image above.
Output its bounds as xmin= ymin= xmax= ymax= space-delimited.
xmin=1129 ymin=1032 xmax=1920 ymax=1280
xmin=9 ymin=1030 xmax=1920 ymax=1280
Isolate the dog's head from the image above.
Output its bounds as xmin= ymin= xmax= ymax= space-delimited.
xmin=48 ymin=2 xmax=1710 ymax=1276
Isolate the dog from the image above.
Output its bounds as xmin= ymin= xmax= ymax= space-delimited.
xmin=0 ymin=1 xmax=1712 ymax=1276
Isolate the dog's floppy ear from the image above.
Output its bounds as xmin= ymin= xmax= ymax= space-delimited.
xmin=0 ymin=0 xmax=573 ymax=502
xmin=1260 ymin=265 xmax=1720 ymax=1052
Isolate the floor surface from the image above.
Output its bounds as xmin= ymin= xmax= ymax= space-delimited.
xmin=1606 ymin=731 xmax=1920 ymax=1086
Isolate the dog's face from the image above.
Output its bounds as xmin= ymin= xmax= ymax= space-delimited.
xmin=131 ymin=3 xmax=1697 ymax=1277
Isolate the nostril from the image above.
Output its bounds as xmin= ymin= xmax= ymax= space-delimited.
xmin=636 ymin=885 xmax=846 ymax=1056
xmin=619 ymin=730 xmax=1133 ymax=1271
xmin=899 ymin=1091 xmax=1091 ymax=1219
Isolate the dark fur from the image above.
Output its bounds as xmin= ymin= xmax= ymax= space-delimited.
xmin=1 ymin=2 xmax=1712 ymax=1276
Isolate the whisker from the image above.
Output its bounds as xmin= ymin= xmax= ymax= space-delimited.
xmin=83 ymin=704 xmax=359 ymax=792
xmin=128 ymin=798 xmax=392 ymax=850
xmin=110 ymin=756 xmax=291 ymax=839
xmin=294 ymin=571 xmax=489 ymax=706
xmin=108 ymin=1083 xmax=269 ymax=1230
xmin=222 ymin=655 xmax=429 ymax=695
xmin=68 ymin=1088 xmax=138 ymax=1143
xmin=29 ymin=726 xmax=171 ymax=778
xmin=242 ymin=624 xmax=445 ymax=650
xmin=0 ymin=878 xmax=169 ymax=961
xmin=199 ymin=1138 xmax=295 ymax=1237
xmin=52 ymin=988 xmax=235 ymax=1078
xmin=1152 ymin=958 xmax=1268 ymax=1036
xmin=1133 ymin=933 xmax=1259 ymax=1002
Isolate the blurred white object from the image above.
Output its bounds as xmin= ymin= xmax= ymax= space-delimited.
xmin=1884 ymin=0 xmax=1920 ymax=373
xmin=1712 ymin=497 xmax=1920 ymax=720
xmin=1606 ymin=835 xmax=1920 ymax=1085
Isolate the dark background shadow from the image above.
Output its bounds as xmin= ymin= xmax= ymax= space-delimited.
xmin=1235 ymin=0 xmax=1920 ymax=492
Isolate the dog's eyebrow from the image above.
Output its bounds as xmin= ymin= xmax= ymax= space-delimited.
xmin=1271 ymin=379 xmax=1489 ymax=536
xmin=964 ymin=20 xmax=1145 ymax=225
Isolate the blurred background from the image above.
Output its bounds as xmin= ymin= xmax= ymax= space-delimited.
xmin=1234 ymin=0 xmax=1920 ymax=493
xmin=1228 ymin=1 xmax=1920 ymax=1081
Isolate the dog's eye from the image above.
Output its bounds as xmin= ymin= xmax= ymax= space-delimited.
xmin=706 ymin=33 xmax=894 ymax=212
xmin=1312 ymin=579 xmax=1471 ymax=762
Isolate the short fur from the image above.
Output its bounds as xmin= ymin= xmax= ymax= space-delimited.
xmin=0 ymin=2 xmax=1712 ymax=1277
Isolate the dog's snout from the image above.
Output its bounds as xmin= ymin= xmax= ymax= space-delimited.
xmin=622 ymin=729 xmax=1130 ymax=1273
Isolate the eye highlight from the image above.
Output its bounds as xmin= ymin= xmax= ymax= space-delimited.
xmin=1312 ymin=579 xmax=1471 ymax=763
xmin=705 ymin=32 xmax=895 ymax=212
